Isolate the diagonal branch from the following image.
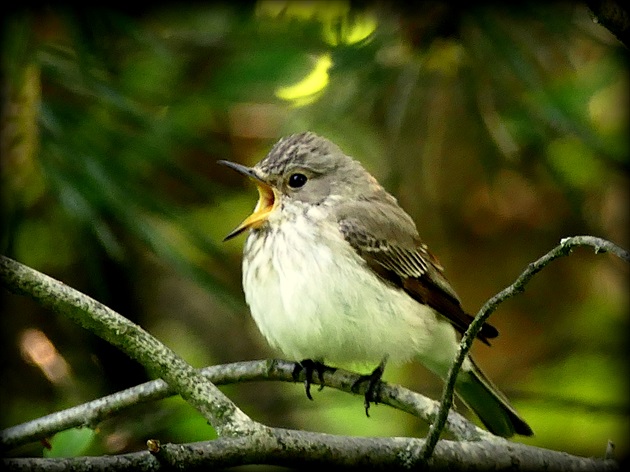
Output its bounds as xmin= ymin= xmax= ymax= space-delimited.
xmin=0 ymin=255 xmax=266 ymax=439
xmin=0 ymin=359 xmax=486 ymax=450
xmin=421 ymin=235 xmax=630 ymax=459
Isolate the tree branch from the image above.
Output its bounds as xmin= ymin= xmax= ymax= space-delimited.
xmin=0 ymin=359 xmax=486 ymax=450
xmin=422 ymin=236 xmax=630 ymax=459
xmin=2 ymin=428 xmax=619 ymax=471
xmin=0 ymin=255 xmax=265 ymax=439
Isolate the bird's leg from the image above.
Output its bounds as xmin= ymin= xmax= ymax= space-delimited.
xmin=351 ymin=356 xmax=388 ymax=417
xmin=292 ymin=359 xmax=336 ymax=400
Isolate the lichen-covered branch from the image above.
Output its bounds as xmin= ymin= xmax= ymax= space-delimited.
xmin=0 ymin=256 xmax=265 ymax=438
xmin=2 ymin=429 xmax=618 ymax=471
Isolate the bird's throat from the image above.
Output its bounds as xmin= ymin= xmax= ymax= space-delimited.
xmin=224 ymin=182 xmax=278 ymax=241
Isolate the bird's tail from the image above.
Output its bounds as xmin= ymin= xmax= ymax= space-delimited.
xmin=454 ymin=357 xmax=533 ymax=438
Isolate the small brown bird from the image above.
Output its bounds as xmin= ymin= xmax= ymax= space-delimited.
xmin=221 ymin=132 xmax=533 ymax=437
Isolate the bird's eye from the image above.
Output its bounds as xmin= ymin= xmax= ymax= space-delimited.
xmin=288 ymin=173 xmax=308 ymax=188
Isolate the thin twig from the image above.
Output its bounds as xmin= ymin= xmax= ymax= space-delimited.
xmin=421 ymin=236 xmax=630 ymax=460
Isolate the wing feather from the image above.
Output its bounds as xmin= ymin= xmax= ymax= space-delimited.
xmin=337 ymin=208 xmax=498 ymax=344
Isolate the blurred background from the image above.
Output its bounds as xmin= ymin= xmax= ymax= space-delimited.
xmin=1 ymin=0 xmax=628 ymax=462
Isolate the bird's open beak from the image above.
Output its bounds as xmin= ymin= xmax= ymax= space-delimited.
xmin=218 ymin=160 xmax=278 ymax=241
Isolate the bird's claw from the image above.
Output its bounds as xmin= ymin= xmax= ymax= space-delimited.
xmin=292 ymin=359 xmax=335 ymax=400
xmin=351 ymin=361 xmax=386 ymax=417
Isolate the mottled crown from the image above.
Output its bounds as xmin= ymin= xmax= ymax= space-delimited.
xmin=255 ymin=132 xmax=346 ymax=175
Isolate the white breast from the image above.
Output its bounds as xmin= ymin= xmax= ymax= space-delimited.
xmin=242 ymin=204 xmax=461 ymax=373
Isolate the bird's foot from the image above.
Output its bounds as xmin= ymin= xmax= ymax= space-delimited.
xmin=292 ymin=359 xmax=336 ymax=400
xmin=351 ymin=359 xmax=387 ymax=417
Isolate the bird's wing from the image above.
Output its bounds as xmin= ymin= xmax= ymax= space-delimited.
xmin=336 ymin=201 xmax=498 ymax=344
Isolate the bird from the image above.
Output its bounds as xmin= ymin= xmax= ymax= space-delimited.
xmin=219 ymin=131 xmax=533 ymax=438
